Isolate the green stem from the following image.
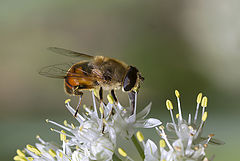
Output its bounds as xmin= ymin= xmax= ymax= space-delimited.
xmin=131 ymin=134 xmax=145 ymax=160
xmin=113 ymin=153 xmax=122 ymax=161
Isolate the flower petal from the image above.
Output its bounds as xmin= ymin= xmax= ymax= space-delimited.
xmin=136 ymin=102 xmax=152 ymax=120
xmin=144 ymin=139 xmax=159 ymax=161
xmin=135 ymin=118 xmax=162 ymax=128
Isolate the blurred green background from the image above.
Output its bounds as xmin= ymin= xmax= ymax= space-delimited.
xmin=1 ymin=0 xmax=239 ymax=160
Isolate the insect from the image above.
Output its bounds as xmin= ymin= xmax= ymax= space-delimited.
xmin=39 ymin=47 xmax=144 ymax=117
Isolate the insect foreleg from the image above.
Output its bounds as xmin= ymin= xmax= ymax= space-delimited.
xmin=74 ymin=92 xmax=83 ymax=117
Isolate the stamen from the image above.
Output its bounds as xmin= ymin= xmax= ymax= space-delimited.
xmin=13 ymin=155 xmax=27 ymax=161
xmin=175 ymin=90 xmax=183 ymax=121
xmin=46 ymin=119 xmax=71 ymax=132
xmin=194 ymin=92 xmax=202 ymax=124
xmin=48 ymin=149 xmax=56 ymax=158
xmin=118 ymin=148 xmax=127 ymax=157
xmin=166 ymin=100 xmax=178 ymax=133
xmin=201 ymin=96 xmax=208 ymax=117
xmin=92 ymin=91 xmax=99 ymax=118
xmin=60 ymin=130 xmax=66 ymax=141
xmin=188 ymin=114 xmax=191 ymax=125
xmin=159 ymin=139 xmax=166 ymax=148
xmin=65 ymin=99 xmax=71 ymax=104
xmin=63 ymin=120 xmax=68 ymax=126
xmin=159 ymin=126 xmax=173 ymax=151
xmin=136 ymin=131 xmax=144 ymax=142
xmin=26 ymin=144 xmax=41 ymax=156
xmin=35 ymin=135 xmax=45 ymax=144
xmin=16 ymin=149 xmax=25 ymax=157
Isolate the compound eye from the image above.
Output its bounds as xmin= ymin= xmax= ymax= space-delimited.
xmin=123 ymin=66 xmax=138 ymax=92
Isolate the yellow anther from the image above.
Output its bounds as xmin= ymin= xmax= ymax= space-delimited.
xmin=202 ymin=112 xmax=208 ymax=122
xmin=27 ymin=157 xmax=33 ymax=161
xmin=118 ymin=148 xmax=127 ymax=157
xmin=45 ymin=119 xmax=49 ymax=123
xmin=162 ymin=160 xmax=166 ymax=161
xmin=166 ymin=100 xmax=173 ymax=110
xmin=60 ymin=130 xmax=66 ymax=141
xmin=71 ymin=123 xmax=75 ymax=129
xmin=36 ymin=135 xmax=40 ymax=139
xmin=26 ymin=144 xmax=41 ymax=156
xmin=175 ymin=90 xmax=180 ymax=98
xmin=76 ymin=145 xmax=79 ymax=149
xmin=107 ymin=94 xmax=114 ymax=104
xmin=197 ymin=93 xmax=202 ymax=104
xmin=63 ymin=120 xmax=68 ymax=126
xmin=99 ymin=106 xmax=104 ymax=115
xmin=201 ymin=96 xmax=208 ymax=107
xmin=48 ymin=149 xmax=56 ymax=158
xmin=159 ymin=139 xmax=166 ymax=148
xmin=176 ymin=113 xmax=179 ymax=119
xmin=123 ymin=109 xmax=126 ymax=112
xmin=93 ymin=89 xmax=99 ymax=98
xmin=136 ymin=131 xmax=144 ymax=142
xmin=13 ymin=155 xmax=27 ymax=161
xmin=65 ymin=99 xmax=71 ymax=104
xmin=59 ymin=152 xmax=63 ymax=158
xmin=50 ymin=128 xmax=54 ymax=131
xmin=159 ymin=125 xmax=164 ymax=130
xmin=79 ymin=126 xmax=83 ymax=131
xmin=16 ymin=149 xmax=25 ymax=157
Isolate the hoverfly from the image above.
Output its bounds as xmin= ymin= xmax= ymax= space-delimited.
xmin=39 ymin=47 xmax=144 ymax=116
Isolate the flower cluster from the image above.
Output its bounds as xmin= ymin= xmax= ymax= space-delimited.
xmin=14 ymin=91 xmax=161 ymax=161
xmin=119 ymin=90 xmax=224 ymax=161
xmin=14 ymin=90 xmax=223 ymax=161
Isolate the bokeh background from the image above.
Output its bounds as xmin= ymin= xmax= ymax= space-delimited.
xmin=1 ymin=0 xmax=239 ymax=160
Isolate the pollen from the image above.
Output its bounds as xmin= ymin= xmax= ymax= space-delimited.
xmin=48 ymin=149 xmax=56 ymax=158
xmin=27 ymin=157 xmax=33 ymax=161
xmin=201 ymin=96 xmax=208 ymax=107
xmin=118 ymin=148 xmax=127 ymax=157
xmin=197 ymin=93 xmax=202 ymax=104
xmin=60 ymin=130 xmax=66 ymax=141
xmin=107 ymin=94 xmax=114 ymax=104
xmin=175 ymin=90 xmax=180 ymax=98
xmin=166 ymin=100 xmax=173 ymax=110
xmin=176 ymin=113 xmax=179 ymax=118
xmin=71 ymin=123 xmax=75 ymax=129
xmin=65 ymin=99 xmax=71 ymax=104
xmin=13 ymin=155 xmax=27 ymax=161
xmin=136 ymin=131 xmax=144 ymax=142
xmin=16 ymin=149 xmax=25 ymax=157
xmin=202 ymin=112 xmax=208 ymax=122
xmin=63 ymin=120 xmax=68 ymax=126
xmin=26 ymin=144 xmax=41 ymax=156
xmin=59 ymin=152 xmax=63 ymax=158
xmin=159 ymin=139 xmax=166 ymax=148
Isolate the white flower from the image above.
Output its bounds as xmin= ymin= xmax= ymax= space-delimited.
xmin=106 ymin=92 xmax=162 ymax=138
xmin=141 ymin=90 xmax=224 ymax=161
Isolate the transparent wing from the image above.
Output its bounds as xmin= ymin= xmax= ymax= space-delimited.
xmin=39 ymin=62 xmax=74 ymax=79
xmin=39 ymin=62 xmax=103 ymax=80
xmin=48 ymin=47 xmax=94 ymax=59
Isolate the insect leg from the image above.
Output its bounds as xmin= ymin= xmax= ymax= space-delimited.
xmin=111 ymin=90 xmax=118 ymax=104
xmin=74 ymin=92 xmax=83 ymax=117
xmin=128 ymin=91 xmax=137 ymax=115
xmin=99 ymin=87 xmax=106 ymax=133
